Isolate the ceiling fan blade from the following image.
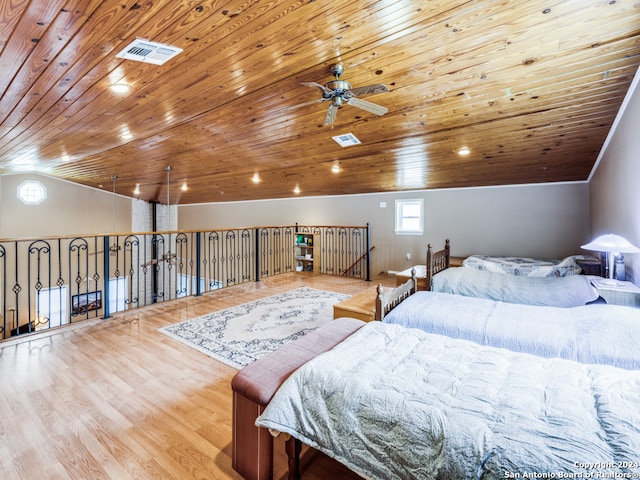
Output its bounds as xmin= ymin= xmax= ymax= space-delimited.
xmin=281 ymin=97 xmax=328 ymax=115
xmin=324 ymin=104 xmax=339 ymax=126
xmin=346 ymin=97 xmax=388 ymax=116
xmin=301 ymin=81 xmax=333 ymax=97
xmin=349 ymin=84 xmax=390 ymax=96
xmin=295 ymin=97 xmax=328 ymax=108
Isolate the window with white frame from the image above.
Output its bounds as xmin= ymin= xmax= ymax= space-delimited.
xmin=395 ymin=199 xmax=424 ymax=235
xmin=17 ymin=180 xmax=47 ymax=205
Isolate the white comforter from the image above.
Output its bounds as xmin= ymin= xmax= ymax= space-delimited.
xmin=461 ymin=254 xmax=585 ymax=277
xmin=256 ymin=322 xmax=640 ymax=480
xmin=383 ymin=290 xmax=640 ymax=369
xmin=432 ymin=267 xmax=599 ymax=307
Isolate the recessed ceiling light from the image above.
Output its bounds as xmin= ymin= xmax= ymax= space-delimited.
xmin=293 ymin=184 xmax=300 ymax=194
xmin=181 ymin=181 xmax=188 ymax=191
xmin=110 ymin=83 xmax=130 ymax=94
xmin=458 ymin=146 xmax=470 ymax=156
xmin=134 ymin=184 xmax=140 ymax=195
xmin=252 ymin=172 xmax=261 ymax=183
xmin=331 ymin=162 xmax=341 ymax=174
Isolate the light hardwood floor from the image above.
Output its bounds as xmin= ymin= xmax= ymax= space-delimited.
xmin=0 ymin=273 xmax=394 ymax=480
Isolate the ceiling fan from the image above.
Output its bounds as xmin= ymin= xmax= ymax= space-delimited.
xmin=301 ymin=63 xmax=389 ymax=126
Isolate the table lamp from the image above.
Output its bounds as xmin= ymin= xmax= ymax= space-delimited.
xmin=581 ymin=233 xmax=640 ymax=282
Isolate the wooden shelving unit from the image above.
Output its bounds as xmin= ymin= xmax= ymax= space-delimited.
xmin=294 ymin=233 xmax=320 ymax=275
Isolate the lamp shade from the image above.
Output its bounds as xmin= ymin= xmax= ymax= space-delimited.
xmin=581 ymin=234 xmax=640 ymax=253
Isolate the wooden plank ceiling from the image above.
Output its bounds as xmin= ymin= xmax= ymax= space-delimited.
xmin=1 ymin=0 xmax=639 ymax=204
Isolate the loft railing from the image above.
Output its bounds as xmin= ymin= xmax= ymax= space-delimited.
xmin=0 ymin=224 xmax=370 ymax=341
xmin=296 ymin=224 xmax=371 ymax=277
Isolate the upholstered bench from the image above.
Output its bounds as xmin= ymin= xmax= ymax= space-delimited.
xmin=231 ymin=317 xmax=365 ymax=480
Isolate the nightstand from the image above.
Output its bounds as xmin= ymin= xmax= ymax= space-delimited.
xmin=395 ymin=257 xmax=466 ymax=290
xmin=450 ymin=256 xmax=465 ymax=267
xmin=395 ymin=265 xmax=428 ymax=290
xmin=590 ymin=278 xmax=640 ymax=308
xmin=333 ymin=286 xmax=393 ymax=322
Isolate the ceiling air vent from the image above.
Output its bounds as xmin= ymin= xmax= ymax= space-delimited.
xmin=116 ymin=39 xmax=183 ymax=65
xmin=332 ymin=133 xmax=361 ymax=147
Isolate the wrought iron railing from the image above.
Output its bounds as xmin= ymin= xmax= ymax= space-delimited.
xmin=0 ymin=224 xmax=370 ymax=341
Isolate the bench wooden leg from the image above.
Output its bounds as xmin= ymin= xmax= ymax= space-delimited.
xmin=285 ymin=437 xmax=301 ymax=480
xmin=232 ymin=392 xmax=274 ymax=480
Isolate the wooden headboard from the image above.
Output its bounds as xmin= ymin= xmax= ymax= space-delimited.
xmin=374 ymin=240 xmax=451 ymax=321
xmin=425 ymin=239 xmax=451 ymax=291
xmin=374 ymin=271 xmax=418 ymax=321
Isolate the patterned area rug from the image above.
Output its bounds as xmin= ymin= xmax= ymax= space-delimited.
xmin=159 ymin=287 xmax=349 ymax=369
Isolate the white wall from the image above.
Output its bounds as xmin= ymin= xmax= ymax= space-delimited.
xmin=589 ymin=68 xmax=640 ymax=284
xmin=0 ymin=173 xmax=132 ymax=238
xmin=179 ymin=182 xmax=590 ymax=276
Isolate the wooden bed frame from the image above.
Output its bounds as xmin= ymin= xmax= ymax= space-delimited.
xmin=425 ymin=238 xmax=451 ymax=290
xmin=375 ymin=270 xmax=417 ymax=320
xmin=375 ymin=239 xmax=451 ymax=321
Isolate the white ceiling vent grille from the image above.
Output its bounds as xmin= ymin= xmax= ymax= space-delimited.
xmin=332 ymin=133 xmax=361 ymax=147
xmin=116 ymin=39 xmax=183 ymax=65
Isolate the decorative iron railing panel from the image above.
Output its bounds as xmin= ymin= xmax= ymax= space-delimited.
xmin=0 ymin=224 xmax=369 ymax=341
xmin=296 ymin=225 xmax=370 ymax=277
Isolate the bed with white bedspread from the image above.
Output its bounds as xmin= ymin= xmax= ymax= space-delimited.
xmin=431 ymin=266 xmax=599 ymax=306
xmin=422 ymin=241 xmax=600 ymax=306
xmin=461 ymin=254 xmax=587 ymax=277
xmin=256 ymin=321 xmax=640 ymax=480
xmin=381 ymin=290 xmax=640 ymax=369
